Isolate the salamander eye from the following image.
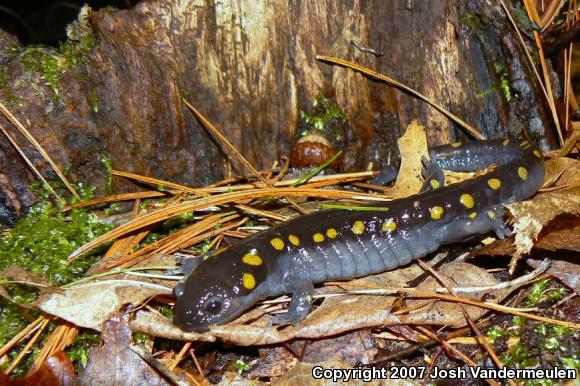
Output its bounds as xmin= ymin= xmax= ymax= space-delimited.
xmin=204 ymin=296 xmax=223 ymax=315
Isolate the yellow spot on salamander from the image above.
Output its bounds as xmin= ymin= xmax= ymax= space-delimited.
xmin=469 ymin=211 xmax=478 ymax=219
xmin=242 ymin=272 xmax=256 ymax=289
xmin=270 ymin=237 xmax=285 ymax=251
xmin=520 ymin=140 xmax=529 ymax=147
xmin=460 ymin=193 xmax=475 ymax=209
xmin=533 ymin=149 xmax=543 ymax=158
xmin=430 ymin=179 xmax=440 ymax=189
xmin=288 ymin=234 xmax=300 ymax=246
xmin=518 ymin=166 xmax=528 ymax=181
xmin=503 ymin=138 xmax=510 ymax=146
xmin=313 ymin=233 xmax=325 ymax=243
xmin=242 ymin=253 xmax=263 ymax=266
xmin=487 ymin=178 xmax=501 ymax=190
xmin=352 ymin=221 xmax=365 ymax=235
xmin=487 ymin=210 xmax=496 ymax=220
xmin=326 ymin=228 xmax=337 ymax=238
xmin=430 ymin=206 xmax=444 ymax=220
xmin=451 ymin=142 xmax=462 ymax=148
xmin=382 ymin=219 xmax=397 ymax=232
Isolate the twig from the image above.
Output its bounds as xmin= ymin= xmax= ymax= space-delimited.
xmin=130 ymin=344 xmax=189 ymax=386
xmin=351 ymin=40 xmax=384 ymax=56
xmin=435 ymin=258 xmax=551 ymax=294
xmin=543 ymin=22 xmax=580 ymax=56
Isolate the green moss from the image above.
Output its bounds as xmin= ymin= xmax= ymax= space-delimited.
xmin=486 ymin=325 xmax=505 ymax=343
xmin=99 ymin=154 xmax=113 ymax=196
xmin=494 ymin=63 xmax=513 ymax=102
xmin=0 ymin=189 xmax=112 ymax=286
xmin=459 ymin=12 xmax=484 ymax=33
xmin=498 ymin=317 xmax=579 ymax=384
xmin=0 ymin=65 xmax=22 ymax=107
xmin=159 ymin=305 xmax=173 ymax=319
xmin=300 ymin=95 xmax=348 ymax=140
xmin=90 ymin=88 xmax=99 ymax=113
xmin=525 ymin=278 xmax=566 ymax=306
xmin=65 ymin=330 xmax=101 ymax=370
xmin=0 ymin=302 xmax=29 ymax=345
xmin=476 ymin=63 xmax=513 ymax=102
xmin=17 ymin=35 xmax=94 ymax=98
xmin=133 ymin=331 xmax=151 ymax=345
xmin=0 ymin=183 xmax=112 ymax=354
xmin=234 ymin=359 xmax=250 ymax=374
xmin=19 ymin=47 xmax=65 ymax=97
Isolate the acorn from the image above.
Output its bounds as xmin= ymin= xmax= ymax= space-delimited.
xmin=288 ymin=132 xmax=338 ymax=169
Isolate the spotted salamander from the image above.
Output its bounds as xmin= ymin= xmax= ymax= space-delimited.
xmin=173 ymin=138 xmax=545 ymax=332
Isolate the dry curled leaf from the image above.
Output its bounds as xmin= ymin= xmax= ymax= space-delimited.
xmin=0 ymin=266 xmax=50 ymax=305
xmin=541 ymin=157 xmax=580 ymax=188
xmin=385 ymin=120 xmax=429 ymax=198
xmin=508 ymin=185 xmax=580 ymax=257
xmin=35 ymin=280 xmax=171 ymax=330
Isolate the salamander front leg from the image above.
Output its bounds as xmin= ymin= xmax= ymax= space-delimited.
xmin=270 ymin=279 xmax=314 ymax=326
xmin=420 ymin=155 xmax=446 ymax=193
xmin=487 ymin=205 xmax=512 ymax=239
xmin=165 ymin=254 xmax=203 ymax=277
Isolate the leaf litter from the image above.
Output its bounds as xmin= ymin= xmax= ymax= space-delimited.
xmin=2 ymin=63 xmax=579 ymax=382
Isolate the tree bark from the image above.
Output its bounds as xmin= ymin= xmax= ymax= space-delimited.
xmin=0 ymin=0 xmax=558 ymax=225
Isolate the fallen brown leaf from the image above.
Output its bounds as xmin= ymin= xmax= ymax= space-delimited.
xmin=528 ymin=256 xmax=580 ymax=294
xmin=271 ymin=359 xmax=418 ymax=386
xmin=247 ymin=346 xmax=299 ymax=379
xmin=0 ymin=351 xmax=77 ymax=386
xmin=284 ymin=330 xmax=378 ymax=366
xmin=400 ymin=262 xmax=510 ymax=326
xmin=79 ymin=313 xmax=172 ymax=386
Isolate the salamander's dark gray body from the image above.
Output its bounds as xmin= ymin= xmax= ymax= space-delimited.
xmin=173 ymin=139 xmax=545 ymax=332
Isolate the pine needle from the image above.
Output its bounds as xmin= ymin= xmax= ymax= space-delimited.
xmin=315 ymin=55 xmax=485 ymax=140
xmin=0 ymin=102 xmax=80 ymax=200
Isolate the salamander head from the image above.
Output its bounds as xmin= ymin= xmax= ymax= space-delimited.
xmin=173 ymin=256 xmax=264 ymax=332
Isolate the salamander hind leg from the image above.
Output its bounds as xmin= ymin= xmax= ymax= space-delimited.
xmin=270 ymin=279 xmax=314 ymax=327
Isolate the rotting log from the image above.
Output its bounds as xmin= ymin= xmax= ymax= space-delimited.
xmin=0 ymin=1 xmax=560 ymax=225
